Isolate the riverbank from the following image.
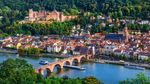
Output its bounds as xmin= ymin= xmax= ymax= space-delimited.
xmin=0 ymin=49 xmax=17 ymax=54
xmin=18 ymin=53 xmax=69 ymax=58
xmin=0 ymin=48 xmax=69 ymax=58
xmin=0 ymin=48 xmax=149 ymax=69
xmin=89 ymin=59 xmax=150 ymax=69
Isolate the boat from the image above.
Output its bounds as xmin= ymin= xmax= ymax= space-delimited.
xmin=119 ymin=60 xmax=125 ymax=63
xmin=39 ymin=60 xmax=49 ymax=65
xmin=124 ymin=63 xmax=145 ymax=70
xmin=96 ymin=60 xmax=105 ymax=64
xmin=63 ymin=65 xmax=86 ymax=70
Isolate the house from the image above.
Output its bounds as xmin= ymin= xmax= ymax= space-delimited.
xmin=47 ymin=45 xmax=62 ymax=53
xmin=73 ymin=46 xmax=89 ymax=55
xmin=114 ymin=49 xmax=124 ymax=55
xmin=6 ymin=44 xmax=14 ymax=48
xmin=138 ymin=52 xmax=150 ymax=60
xmin=104 ymin=44 xmax=118 ymax=55
xmin=73 ymin=46 xmax=81 ymax=55
xmin=47 ymin=46 xmax=53 ymax=53
xmin=53 ymin=45 xmax=62 ymax=53
xmin=137 ymin=20 xmax=149 ymax=25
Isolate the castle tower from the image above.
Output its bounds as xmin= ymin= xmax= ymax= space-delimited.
xmin=29 ymin=9 xmax=34 ymax=18
xmin=60 ymin=12 xmax=64 ymax=22
xmin=116 ymin=18 xmax=120 ymax=27
xmin=123 ymin=24 xmax=129 ymax=43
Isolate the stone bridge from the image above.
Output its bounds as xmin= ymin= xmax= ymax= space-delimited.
xmin=37 ymin=55 xmax=92 ymax=75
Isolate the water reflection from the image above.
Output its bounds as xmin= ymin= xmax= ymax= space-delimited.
xmin=44 ymin=68 xmax=73 ymax=78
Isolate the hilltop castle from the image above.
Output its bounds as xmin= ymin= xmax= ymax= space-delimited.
xmin=21 ymin=9 xmax=77 ymax=23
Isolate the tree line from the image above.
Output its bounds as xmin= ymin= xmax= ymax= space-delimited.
xmin=4 ymin=21 xmax=73 ymax=36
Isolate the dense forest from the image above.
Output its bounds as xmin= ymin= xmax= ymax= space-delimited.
xmin=0 ymin=0 xmax=149 ymax=36
xmin=0 ymin=0 xmax=149 ymax=18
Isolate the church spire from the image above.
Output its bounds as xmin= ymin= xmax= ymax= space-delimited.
xmin=124 ymin=24 xmax=129 ymax=43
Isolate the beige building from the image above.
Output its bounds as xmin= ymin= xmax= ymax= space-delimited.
xmin=25 ymin=9 xmax=77 ymax=22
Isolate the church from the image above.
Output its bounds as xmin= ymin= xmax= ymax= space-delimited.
xmin=105 ymin=24 xmax=129 ymax=43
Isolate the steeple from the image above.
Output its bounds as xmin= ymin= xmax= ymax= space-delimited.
xmin=116 ymin=18 xmax=120 ymax=34
xmin=123 ymin=24 xmax=129 ymax=43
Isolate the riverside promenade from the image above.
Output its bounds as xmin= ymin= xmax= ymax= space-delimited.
xmin=90 ymin=59 xmax=150 ymax=69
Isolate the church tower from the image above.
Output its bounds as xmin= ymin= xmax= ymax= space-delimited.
xmin=116 ymin=18 xmax=120 ymax=34
xmin=123 ymin=24 xmax=129 ymax=43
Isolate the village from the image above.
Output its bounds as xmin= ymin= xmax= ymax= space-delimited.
xmin=0 ymin=25 xmax=150 ymax=61
xmin=0 ymin=8 xmax=149 ymax=63
xmin=1 ymin=0 xmax=150 ymax=83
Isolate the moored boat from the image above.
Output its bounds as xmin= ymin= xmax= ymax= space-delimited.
xmin=63 ymin=65 xmax=86 ymax=70
xmin=39 ymin=60 xmax=49 ymax=65
xmin=124 ymin=63 xmax=145 ymax=70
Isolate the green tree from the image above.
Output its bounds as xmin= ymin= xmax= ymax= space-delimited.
xmin=82 ymin=76 xmax=102 ymax=84
xmin=0 ymin=59 xmax=37 ymax=84
xmin=119 ymin=73 xmax=150 ymax=84
xmin=118 ymin=10 xmax=123 ymax=17
xmin=27 ymin=47 xmax=40 ymax=55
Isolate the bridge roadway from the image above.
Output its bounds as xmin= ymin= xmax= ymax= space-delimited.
xmin=37 ymin=55 xmax=92 ymax=75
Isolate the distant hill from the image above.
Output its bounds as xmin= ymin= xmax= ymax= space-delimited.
xmin=0 ymin=0 xmax=149 ymax=18
xmin=0 ymin=0 xmax=149 ymax=37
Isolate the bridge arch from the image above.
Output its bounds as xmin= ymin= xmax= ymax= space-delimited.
xmin=72 ymin=58 xmax=80 ymax=66
xmin=80 ymin=56 xmax=87 ymax=63
xmin=44 ymin=67 xmax=52 ymax=76
xmin=38 ymin=67 xmax=51 ymax=76
xmin=63 ymin=60 xmax=72 ymax=65
xmin=51 ymin=63 xmax=63 ymax=72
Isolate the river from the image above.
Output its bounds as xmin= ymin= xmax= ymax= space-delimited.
xmin=0 ymin=53 xmax=150 ymax=84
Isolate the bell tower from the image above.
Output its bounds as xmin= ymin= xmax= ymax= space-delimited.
xmin=124 ymin=24 xmax=129 ymax=43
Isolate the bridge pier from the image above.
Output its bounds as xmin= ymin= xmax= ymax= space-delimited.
xmin=38 ymin=68 xmax=44 ymax=75
xmin=76 ymin=62 xmax=81 ymax=66
xmin=56 ymin=68 xmax=64 ymax=74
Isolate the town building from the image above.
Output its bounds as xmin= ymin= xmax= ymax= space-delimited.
xmin=105 ymin=24 xmax=129 ymax=43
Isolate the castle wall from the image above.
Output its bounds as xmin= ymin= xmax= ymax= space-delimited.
xmin=27 ymin=9 xmax=77 ymax=22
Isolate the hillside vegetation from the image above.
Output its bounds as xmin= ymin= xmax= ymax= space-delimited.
xmin=0 ymin=0 xmax=149 ymax=36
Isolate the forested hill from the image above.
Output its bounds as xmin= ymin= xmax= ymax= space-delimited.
xmin=0 ymin=0 xmax=150 ymax=18
xmin=0 ymin=0 xmax=149 ymax=37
